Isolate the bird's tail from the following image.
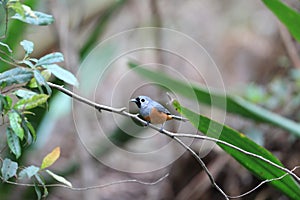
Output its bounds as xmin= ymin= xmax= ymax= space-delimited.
xmin=170 ymin=115 xmax=188 ymax=122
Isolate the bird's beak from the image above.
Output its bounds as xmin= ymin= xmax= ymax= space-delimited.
xmin=130 ymin=98 xmax=137 ymax=103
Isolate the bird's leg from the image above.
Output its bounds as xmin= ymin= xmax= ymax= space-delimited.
xmin=159 ymin=123 xmax=165 ymax=133
xmin=145 ymin=121 xmax=150 ymax=126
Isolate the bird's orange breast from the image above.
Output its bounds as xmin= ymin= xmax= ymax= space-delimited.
xmin=146 ymin=107 xmax=172 ymax=124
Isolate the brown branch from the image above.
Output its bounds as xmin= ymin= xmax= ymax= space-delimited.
xmin=278 ymin=21 xmax=300 ymax=69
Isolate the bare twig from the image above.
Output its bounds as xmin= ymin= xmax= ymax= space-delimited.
xmin=278 ymin=21 xmax=300 ymax=69
xmin=229 ymin=166 xmax=300 ymax=199
xmin=171 ymin=133 xmax=300 ymax=182
xmin=0 ymin=51 xmax=19 ymax=67
xmin=0 ymin=173 xmax=169 ymax=191
xmin=47 ymin=82 xmax=300 ymax=199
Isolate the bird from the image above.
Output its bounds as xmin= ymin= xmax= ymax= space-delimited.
xmin=130 ymin=95 xmax=187 ymax=131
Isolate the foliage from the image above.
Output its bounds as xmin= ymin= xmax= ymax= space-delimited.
xmin=0 ymin=1 xmax=76 ymax=199
xmin=1 ymin=0 xmax=300 ymax=199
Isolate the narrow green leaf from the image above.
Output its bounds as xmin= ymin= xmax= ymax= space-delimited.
xmin=0 ymin=94 xmax=12 ymax=114
xmin=19 ymin=165 xmax=40 ymax=179
xmin=43 ymin=64 xmax=79 ymax=86
xmin=8 ymin=111 xmax=24 ymax=140
xmin=32 ymin=70 xmax=52 ymax=94
xmin=14 ymin=93 xmax=49 ymax=110
xmin=1 ymin=158 xmax=18 ymax=181
xmin=128 ymin=61 xmax=300 ymax=137
xmin=262 ymin=0 xmax=300 ymax=43
xmin=6 ymin=127 xmax=21 ymax=158
xmin=12 ymin=11 xmax=54 ymax=26
xmin=33 ymin=69 xmax=46 ymax=85
xmin=46 ymin=170 xmax=72 ymax=187
xmin=20 ymin=59 xmax=34 ymax=68
xmin=173 ymin=101 xmax=300 ymax=200
xmin=20 ymin=40 xmax=34 ymax=55
xmin=0 ymin=67 xmax=33 ymax=88
xmin=80 ymin=0 xmax=127 ymax=58
xmin=34 ymin=183 xmax=42 ymax=200
xmin=14 ymin=89 xmax=37 ymax=99
xmin=22 ymin=120 xmax=33 ymax=145
xmin=25 ymin=120 xmax=36 ymax=141
xmin=34 ymin=174 xmax=48 ymax=198
xmin=36 ymin=52 xmax=64 ymax=66
xmin=28 ymin=70 xmax=51 ymax=89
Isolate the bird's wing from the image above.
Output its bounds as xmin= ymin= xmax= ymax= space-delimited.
xmin=153 ymin=102 xmax=171 ymax=115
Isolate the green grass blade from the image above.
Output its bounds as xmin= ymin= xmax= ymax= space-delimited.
xmin=262 ymin=0 xmax=300 ymax=43
xmin=173 ymin=101 xmax=300 ymax=199
xmin=80 ymin=0 xmax=127 ymax=58
xmin=128 ymin=61 xmax=300 ymax=137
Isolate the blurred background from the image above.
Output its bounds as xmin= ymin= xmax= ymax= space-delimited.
xmin=1 ymin=0 xmax=300 ymax=199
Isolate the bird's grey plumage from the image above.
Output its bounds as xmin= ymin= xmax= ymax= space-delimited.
xmin=130 ymin=95 xmax=188 ymax=124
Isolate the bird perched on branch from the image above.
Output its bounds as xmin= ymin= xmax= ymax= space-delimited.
xmin=130 ymin=95 xmax=187 ymax=131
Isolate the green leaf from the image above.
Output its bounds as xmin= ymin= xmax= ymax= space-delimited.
xmin=43 ymin=64 xmax=79 ymax=87
xmin=20 ymin=59 xmax=34 ymax=68
xmin=7 ymin=0 xmax=24 ymax=17
xmin=0 ymin=94 xmax=12 ymax=114
xmin=34 ymin=183 xmax=42 ymax=200
xmin=32 ymin=70 xmax=52 ymax=94
xmin=34 ymin=174 xmax=48 ymax=198
xmin=40 ymin=147 xmax=60 ymax=169
xmin=20 ymin=40 xmax=34 ymax=55
xmin=19 ymin=165 xmax=40 ymax=179
xmin=28 ymin=70 xmax=51 ymax=88
xmin=14 ymin=93 xmax=49 ymax=110
xmin=46 ymin=170 xmax=72 ymax=187
xmin=36 ymin=52 xmax=64 ymax=66
xmin=14 ymin=89 xmax=37 ymax=99
xmin=1 ymin=158 xmax=18 ymax=181
xmin=25 ymin=120 xmax=36 ymax=141
xmin=33 ymin=69 xmax=46 ymax=85
xmin=262 ymin=0 xmax=300 ymax=43
xmin=0 ymin=67 xmax=33 ymax=88
xmin=128 ymin=61 xmax=300 ymax=137
xmin=6 ymin=127 xmax=21 ymax=158
xmin=12 ymin=10 xmax=54 ymax=26
xmin=8 ymin=111 xmax=24 ymax=140
xmin=173 ymin=101 xmax=300 ymax=200
xmin=20 ymin=116 xmax=35 ymax=145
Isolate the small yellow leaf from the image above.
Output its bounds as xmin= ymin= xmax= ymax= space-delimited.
xmin=40 ymin=147 xmax=60 ymax=170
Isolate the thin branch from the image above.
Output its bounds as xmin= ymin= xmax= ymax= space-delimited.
xmin=47 ymin=82 xmax=126 ymax=113
xmin=47 ymin=82 xmax=300 ymax=199
xmin=229 ymin=166 xmax=300 ymax=199
xmin=171 ymin=133 xmax=300 ymax=182
xmin=171 ymin=135 xmax=229 ymax=199
xmin=0 ymin=53 xmax=19 ymax=67
xmin=0 ymin=173 xmax=169 ymax=191
xmin=278 ymin=21 xmax=300 ymax=69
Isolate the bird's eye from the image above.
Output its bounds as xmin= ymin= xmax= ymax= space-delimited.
xmin=141 ymin=98 xmax=145 ymax=102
